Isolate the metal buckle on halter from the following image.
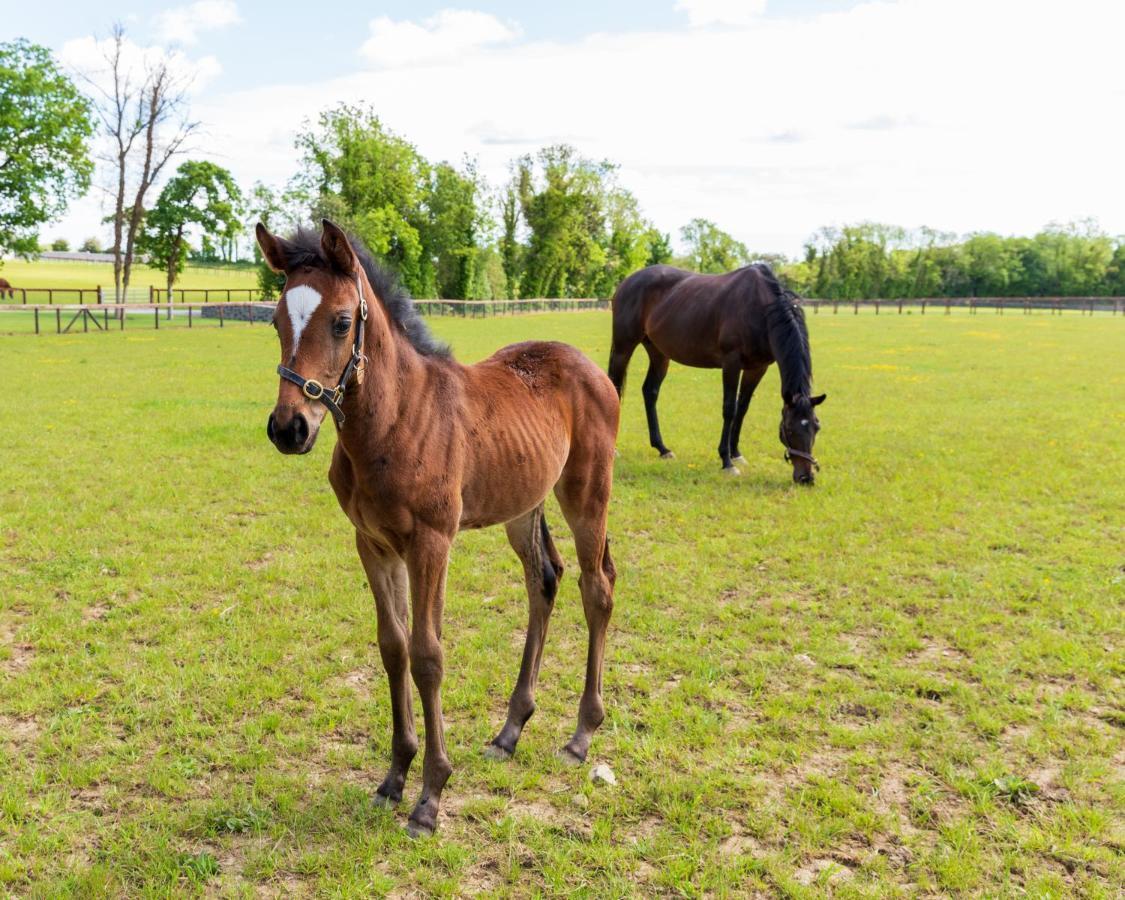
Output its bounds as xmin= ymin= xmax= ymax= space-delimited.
xmin=302 ymin=379 xmax=326 ymax=400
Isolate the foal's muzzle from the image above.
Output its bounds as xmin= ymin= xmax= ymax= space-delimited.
xmin=267 ymin=410 xmax=314 ymax=455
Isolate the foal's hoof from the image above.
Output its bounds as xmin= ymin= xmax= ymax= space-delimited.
xmin=483 ymin=742 xmax=513 ymax=761
xmin=721 ymin=466 xmax=741 ymax=477
xmin=659 ymin=451 xmax=676 ymax=460
xmin=405 ymin=820 xmax=435 ymax=839
xmin=732 ymin=455 xmax=748 ymax=466
xmin=372 ymin=792 xmax=399 ymax=809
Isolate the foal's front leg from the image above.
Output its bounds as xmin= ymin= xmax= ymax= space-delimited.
xmin=355 ymin=534 xmax=417 ymax=807
xmin=403 ymin=527 xmax=454 ymax=837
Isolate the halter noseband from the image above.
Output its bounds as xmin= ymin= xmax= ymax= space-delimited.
xmin=276 ymin=273 xmax=368 ymax=428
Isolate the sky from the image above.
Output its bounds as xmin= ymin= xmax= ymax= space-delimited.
xmin=14 ymin=0 xmax=1125 ymax=256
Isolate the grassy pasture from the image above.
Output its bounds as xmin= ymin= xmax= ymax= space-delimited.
xmin=0 ymin=311 xmax=1122 ymax=897
xmin=0 ymin=258 xmax=257 ymax=294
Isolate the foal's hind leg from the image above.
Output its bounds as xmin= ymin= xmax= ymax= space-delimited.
xmin=554 ymin=458 xmax=616 ymax=763
xmin=641 ymin=343 xmax=674 ymax=458
xmin=485 ymin=504 xmax=565 ymax=760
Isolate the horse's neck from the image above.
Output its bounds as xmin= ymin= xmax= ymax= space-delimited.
xmin=342 ymin=311 xmax=416 ymax=440
xmin=765 ymin=301 xmax=810 ymax=398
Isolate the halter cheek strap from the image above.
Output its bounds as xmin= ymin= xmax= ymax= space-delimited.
xmin=781 ymin=419 xmax=820 ymax=471
xmin=276 ymin=273 xmax=369 ymax=428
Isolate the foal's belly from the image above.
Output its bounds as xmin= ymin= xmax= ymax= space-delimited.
xmin=458 ymin=432 xmax=568 ymax=528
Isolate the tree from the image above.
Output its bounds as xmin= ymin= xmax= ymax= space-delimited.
xmin=82 ymin=25 xmax=198 ymax=300
xmin=515 ymin=145 xmax=650 ymax=298
xmin=680 ymin=218 xmax=749 ymax=274
xmin=0 ymin=39 xmax=95 ymax=259
xmin=643 ymin=229 xmax=673 ymax=266
xmin=498 ymin=181 xmax=523 ymax=298
xmin=297 ymin=104 xmax=488 ymax=298
xmin=80 ymin=236 xmax=103 ymax=253
xmin=51 ymin=238 xmax=70 ymax=251
xmin=138 ymin=161 xmax=241 ymax=295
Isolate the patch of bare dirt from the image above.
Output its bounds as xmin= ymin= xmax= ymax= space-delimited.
xmin=247 ymin=552 xmax=274 ymax=572
xmin=0 ymin=623 xmax=33 ymax=671
xmin=0 ymin=714 xmax=39 ymax=745
xmin=83 ymin=604 xmax=110 ymax=622
xmin=793 ymin=854 xmax=857 ymax=886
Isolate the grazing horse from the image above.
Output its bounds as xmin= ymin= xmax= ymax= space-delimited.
xmin=257 ymin=220 xmax=619 ymax=837
xmin=607 ymin=263 xmax=826 ymax=483
xmin=0 ymin=278 xmax=15 ymax=298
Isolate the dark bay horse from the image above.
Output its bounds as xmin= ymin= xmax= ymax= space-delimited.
xmin=256 ymin=221 xmax=618 ymax=837
xmin=608 ymin=263 xmax=826 ymax=482
xmin=0 ymin=278 xmax=15 ymax=298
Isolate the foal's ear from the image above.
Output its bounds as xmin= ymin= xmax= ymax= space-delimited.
xmin=256 ymin=223 xmax=288 ymax=273
xmin=810 ymin=393 xmax=827 ymax=406
xmin=321 ymin=219 xmax=357 ymax=273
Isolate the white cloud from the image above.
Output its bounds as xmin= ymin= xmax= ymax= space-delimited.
xmin=360 ymin=9 xmax=521 ymax=68
xmin=154 ymin=0 xmax=241 ymax=46
xmin=676 ymin=0 xmax=768 ymax=27
xmin=59 ymin=34 xmax=221 ymax=96
xmin=52 ymin=1 xmax=1125 ymax=255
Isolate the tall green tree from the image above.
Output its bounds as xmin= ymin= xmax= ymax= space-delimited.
xmin=680 ymin=218 xmax=749 ymax=274
xmin=296 ymin=105 xmax=485 ymax=299
xmin=138 ymin=161 xmax=242 ymax=295
xmin=516 ymin=145 xmax=650 ymax=298
xmin=0 ymin=39 xmax=95 ymax=258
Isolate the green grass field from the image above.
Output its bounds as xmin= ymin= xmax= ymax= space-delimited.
xmin=0 ymin=258 xmax=257 ymax=296
xmin=1 ymin=311 xmax=1122 ymax=897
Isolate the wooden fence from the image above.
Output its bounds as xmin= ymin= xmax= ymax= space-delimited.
xmin=1 ymin=295 xmax=1121 ymax=336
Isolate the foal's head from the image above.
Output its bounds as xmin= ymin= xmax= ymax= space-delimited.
xmin=780 ymin=392 xmax=826 ymax=484
xmin=257 ymin=220 xmax=368 ymax=455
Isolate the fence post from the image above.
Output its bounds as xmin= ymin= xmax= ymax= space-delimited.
xmin=921 ymin=300 xmax=926 ymax=315
xmin=154 ymin=307 xmax=159 ymax=330
xmin=120 ymin=305 xmax=124 ymax=330
xmin=56 ymin=308 xmax=61 ymax=333
xmin=34 ymin=307 xmax=39 ymax=334
xmin=219 ymin=305 xmax=224 ymax=328
xmin=188 ymin=305 xmax=192 ymax=328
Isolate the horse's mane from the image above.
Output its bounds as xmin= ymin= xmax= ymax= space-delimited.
xmin=753 ymin=263 xmax=812 ymax=401
xmin=281 ymin=227 xmax=450 ymax=358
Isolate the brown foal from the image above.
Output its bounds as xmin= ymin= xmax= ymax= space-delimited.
xmin=257 ymin=221 xmax=619 ymax=837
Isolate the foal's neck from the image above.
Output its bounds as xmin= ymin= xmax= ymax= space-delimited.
xmin=338 ymin=295 xmax=426 ymax=447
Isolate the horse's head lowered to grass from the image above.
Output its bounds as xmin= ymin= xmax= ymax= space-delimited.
xmin=780 ymin=391 xmax=826 ymax=484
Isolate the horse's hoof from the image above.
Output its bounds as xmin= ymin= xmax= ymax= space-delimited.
xmin=373 ymin=792 xmax=399 ymax=809
xmin=659 ymin=451 xmax=676 ymax=460
xmin=721 ymin=466 xmax=741 ymax=477
xmin=732 ymin=455 xmax=748 ymax=466
xmin=557 ymin=746 xmax=585 ymax=766
xmin=483 ymin=742 xmax=513 ymax=761
xmin=405 ymin=820 xmax=435 ymax=839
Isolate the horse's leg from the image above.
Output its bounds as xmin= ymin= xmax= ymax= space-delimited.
xmin=355 ymin=534 xmax=417 ymax=807
xmin=485 ymin=504 xmax=565 ymax=760
xmin=717 ymin=360 xmax=742 ymax=473
xmin=641 ymin=343 xmax=674 ymax=458
xmin=607 ymin=336 xmax=638 ymax=400
xmin=554 ymin=454 xmax=616 ymax=764
xmin=729 ymin=363 xmax=768 ymax=465
xmin=403 ymin=528 xmax=454 ymax=837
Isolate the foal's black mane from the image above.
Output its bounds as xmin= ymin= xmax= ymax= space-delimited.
xmin=282 ymin=227 xmax=450 ymax=358
xmin=751 ymin=263 xmax=812 ymax=401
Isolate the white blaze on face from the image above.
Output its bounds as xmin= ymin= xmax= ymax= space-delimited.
xmin=285 ymin=285 xmax=323 ymax=351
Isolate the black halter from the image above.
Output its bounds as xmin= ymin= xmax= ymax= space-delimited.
xmin=276 ymin=273 xmax=368 ymax=428
xmin=780 ymin=418 xmax=820 ymax=471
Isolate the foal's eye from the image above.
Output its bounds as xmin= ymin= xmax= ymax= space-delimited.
xmin=333 ymin=318 xmax=352 ymax=337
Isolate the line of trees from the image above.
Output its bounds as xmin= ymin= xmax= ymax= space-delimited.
xmin=780 ymin=221 xmax=1125 ymax=299
xmin=4 ymin=35 xmax=1125 ymax=302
